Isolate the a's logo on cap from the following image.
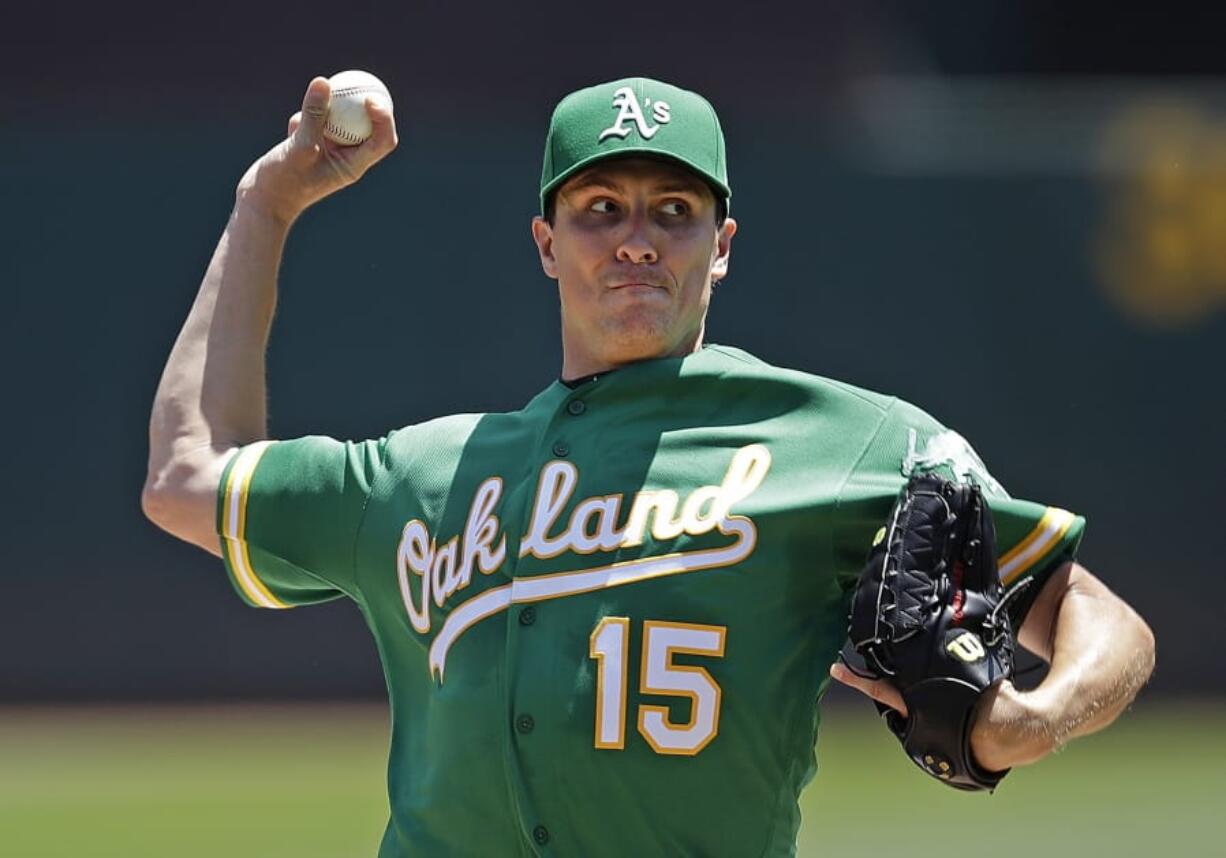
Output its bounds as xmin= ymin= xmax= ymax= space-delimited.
xmin=599 ymin=86 xmax=671 ymax=142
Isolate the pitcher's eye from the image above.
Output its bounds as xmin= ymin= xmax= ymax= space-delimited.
xmin=589 ymin=199 xmax=617 ymax=214
xmin=660 ymin=200 xmax=689 ymax=216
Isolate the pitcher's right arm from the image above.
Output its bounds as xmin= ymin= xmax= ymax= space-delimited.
xmin=141 ymin=76 xmax=397 ymax=555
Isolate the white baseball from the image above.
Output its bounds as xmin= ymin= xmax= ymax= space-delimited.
xmin=323 ymin=70 xmax=392 ymax=146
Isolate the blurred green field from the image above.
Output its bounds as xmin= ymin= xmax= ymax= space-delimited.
xmin=0 ymin=700 xmax=1220 ymax=857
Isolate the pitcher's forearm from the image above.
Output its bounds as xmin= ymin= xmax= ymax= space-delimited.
xmin=1026 ymin=575 xmax=1155 ymax=744
xmin=969 ymin=565 xmax=1154 ymax=770
xmin=147 ymin=199 xmax=290 ymax=479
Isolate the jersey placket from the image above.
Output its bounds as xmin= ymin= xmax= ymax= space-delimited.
xmin=499 ymin=385 xmax=596 ymax=856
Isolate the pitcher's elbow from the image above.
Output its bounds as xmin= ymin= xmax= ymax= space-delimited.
xmin=139 ymin=453 xmax=228 ymax=557
xmin=141 ymin=479 xmax=175 ymax=531
xmin=1137 ymin=616 xmax=1157 ymax=680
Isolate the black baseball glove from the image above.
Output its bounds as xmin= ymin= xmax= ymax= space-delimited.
xmin=845 ymin=472 xmax=1026 ymax=792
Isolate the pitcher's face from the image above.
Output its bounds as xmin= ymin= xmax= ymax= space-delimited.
xmin=532 ymin=158 xmax=736 ymax=374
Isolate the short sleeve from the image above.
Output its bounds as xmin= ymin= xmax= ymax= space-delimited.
xmin=216 ymin=436 xmax=384 ymax=609
xmin=832 ymin=399 xmax=1085 ymax=627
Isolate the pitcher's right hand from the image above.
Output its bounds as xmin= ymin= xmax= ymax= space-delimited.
xmin=236 ymin=76 xmax=398 ymax=224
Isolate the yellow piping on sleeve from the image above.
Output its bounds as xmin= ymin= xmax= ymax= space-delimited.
xmin=221 ymin=441 xmax=289 ymax=609
xmin=998 ymin=506 xmax=1077 ymax=585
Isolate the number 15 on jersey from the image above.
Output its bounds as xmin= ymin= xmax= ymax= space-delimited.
xmin=589 ymin=618 xmax=727 ymax=756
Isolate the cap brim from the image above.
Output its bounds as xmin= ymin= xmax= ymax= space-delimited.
xmin=540 ymin=148 xmax=731 ymax=214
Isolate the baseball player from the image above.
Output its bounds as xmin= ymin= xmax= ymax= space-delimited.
xmin=143 ymin=76 xmax=1155 ymax=855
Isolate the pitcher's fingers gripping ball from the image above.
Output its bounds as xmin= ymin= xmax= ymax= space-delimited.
xmin=322 ymin=70 xmax=393 ymax=146
xmin=284 ymin=73 xmax=397 ymax=190
xmin=845 ymin=473 xmax=1023 ymax=791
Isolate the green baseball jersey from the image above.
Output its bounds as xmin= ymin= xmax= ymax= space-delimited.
xmin=216 ymin=344 xmax=1084 ymax=857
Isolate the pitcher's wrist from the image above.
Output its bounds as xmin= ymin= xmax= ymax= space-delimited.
xmin=969 ymin=682 xmax=1059 ymax=771
xmin=233 ymin=182 xmax=301 ymax=229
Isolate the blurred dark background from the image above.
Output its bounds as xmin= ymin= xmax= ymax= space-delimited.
xmin=2 ymin=1 xmax=1222 ymax=701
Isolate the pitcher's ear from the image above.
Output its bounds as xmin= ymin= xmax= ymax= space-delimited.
xmin=532 ymin=217 xmax=558 ymax=279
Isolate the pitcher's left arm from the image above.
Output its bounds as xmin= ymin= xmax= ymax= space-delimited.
xmin=967 ymin=560 xmax=1155 ymax=770
xmin=833 ymin=559 xmax=1155 ymax=771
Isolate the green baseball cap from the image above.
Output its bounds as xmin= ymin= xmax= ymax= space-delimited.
xmin=540 ymin=77 xmax=730 ymax=215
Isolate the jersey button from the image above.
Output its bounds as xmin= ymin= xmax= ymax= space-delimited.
xmin=518 ymin=606 xmax=536 ymax=626
xmin=566 ymin=399 xmax=586 ymax=416
xmin=516 ymin=714 xmax=535 ymax=734
xmin=552 ymin=441 xmax=569 ymax=457
xmin=533 ymin=825 xmax=550 ymax=845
